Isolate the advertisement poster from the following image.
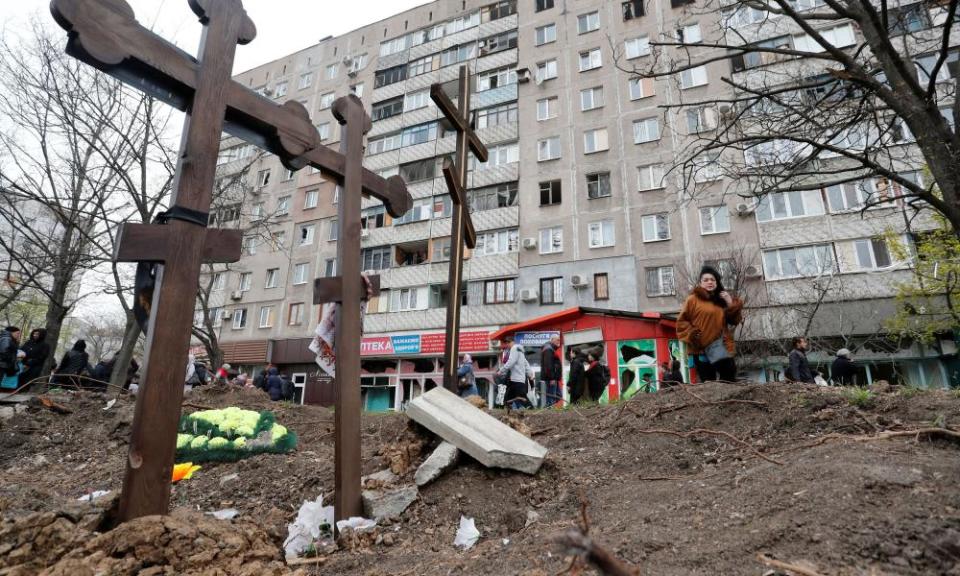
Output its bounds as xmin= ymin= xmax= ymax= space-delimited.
xmin=360 ymin=331 xmax=491 ymax=356
xmin=514 ymin=331 xmax=560 ymax=347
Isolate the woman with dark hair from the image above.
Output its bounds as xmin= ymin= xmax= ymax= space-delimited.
xmin=676 ymin=266 xmax=744 ymax=382
xmin=52 ymin=339 xmax=92 ymax=389
xmin=19 ymin=328 xmax=49 ymax=387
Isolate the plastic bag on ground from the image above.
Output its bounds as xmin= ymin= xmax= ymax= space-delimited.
xmin=335 ymin=516 xmax=377 ymax=533
xmin=283 ymin=494 xmax=334 ymax=558
xmin=453 ymin=515 xmax=480 ymax=550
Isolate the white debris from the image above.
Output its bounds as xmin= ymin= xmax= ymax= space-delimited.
xmin=207 ymin=508 xmax=239 ymax=520
xmin=453 ymin=515 xmax=480 ymax=550
xmin=335 ymin=516 xmax=377 ymax=533
xmin=283 ymin=495 xmax=334 ymax=558
xmin=102 ymin=399 xmax=117 ymax=411
xmin=77 ymin=490 xmax=110 ymax=502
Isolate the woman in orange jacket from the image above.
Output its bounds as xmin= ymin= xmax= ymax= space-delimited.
xmin=676 ymin=266 xmax=744 ymax=382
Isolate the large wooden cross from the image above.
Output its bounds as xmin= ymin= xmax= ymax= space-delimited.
xmin=51 ymin=0 xmax=411 ymax=524
xmin=431 ymin=66 xmax=488 ymax=392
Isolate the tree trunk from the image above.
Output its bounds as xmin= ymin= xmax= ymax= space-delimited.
xmin=110 ymin=312 xmax=141 ymax=390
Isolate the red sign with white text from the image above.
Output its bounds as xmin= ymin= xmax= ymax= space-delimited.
xmin=360 ymin=331 xmax=491 ymax=356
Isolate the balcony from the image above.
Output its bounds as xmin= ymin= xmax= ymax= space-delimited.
xmin=478 ymin=13 xmax=518 ymax=39
xmin=473 ymin=83 xmax=518 ymax=110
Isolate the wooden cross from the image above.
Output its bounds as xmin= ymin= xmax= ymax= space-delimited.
xmin=431 ymin=66 xmax=488 ymax=392
xmin=51 ymin=0 xmax=411 ymax=524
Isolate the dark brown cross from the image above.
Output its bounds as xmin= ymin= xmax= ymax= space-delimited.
xmin=51 ymin=0 xmax=410 ymax=524
xmin=431 ymin=66 xmax=488 ymax=392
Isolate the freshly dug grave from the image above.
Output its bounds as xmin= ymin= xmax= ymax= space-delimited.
xmin=2 ymin=382 xmax=959 ymax=575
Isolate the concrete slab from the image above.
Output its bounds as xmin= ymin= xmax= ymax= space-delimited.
xmin=414 ymin=441 xmax=459 ymax=487
xmin=406 ymin=387 xmax=548 ymax=475
xmin=361 ymin=485 xmax=418 ymax=520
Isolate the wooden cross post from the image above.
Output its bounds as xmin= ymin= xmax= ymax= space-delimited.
xmin=431 ymin=66 xmax=488 ymax=392
xmin=51 ymin=0 xmax=411 ymax=524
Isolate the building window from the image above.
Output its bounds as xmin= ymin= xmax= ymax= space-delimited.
xmin=642 ymin=213 xmax=671 ymax=242
xmin=293 ymin=262 xmax=309 ymax=285
xmin=298 ymin=72 xmax=313 ymax=89
xmin=368 ymin=133 xmax=401 ymax=155
xmin=243 ymin=236 xmax=257 ymax=255
xmin=350 ymin=83 xmax=364 ymax=98
xmin=469 ymin=182 xmax=518 ymax=211
xmin=372 ymin=96 xmax=403 ymax=121
xmin=537 ymin=97 xmax=559 ymax=121
xmin=390 ymin=287 xmax=428 ymax=312
xmin=699 ymin=206 xmax=731 ymax=234
xmin=477 ymin=66 xmax=517 ymax=91
xmin=623 ymin=0 xmax=644 ymax=20
xmin=763 ymin=244 xmax=835 ymax=279
xmin=271 ymin=231 xmax=286 ymax=251
xmin=257 ymin=169 xmax=271 ymax=188
xmin=440 ymin=42 xmax=477 ymax=67
xmin=633 ymin=117 xmax=660 ymax=143
xmin=579 ymin=48 xmax=602 ymax=71
xmin=694 ymin=153 xmax=722 ymax=182
xmin=276 ymin=195 xmax=290 ymax=215
xmin=755 ymin=190 xmax=825 ymax=222
xmin=594 ymin=273 xmax=609 ymax=300
xmin=680 ymin=65 xmax=709 ymax=89
xmin=625 ymin=36 xmax=651 ymax=59
xmin=704 ymin=259 xmax=738 ymax=287
xmin=408 ymin=55 xmax=434 ymax=77
xmin=539 ymin=226 xmax=563 ymax=254
xmin=480 ymin=30 xmax=518 ymax=57
xmin=538 ymin=136 xmax=561 ymax=161
xmin=536 ymin=59 xmax=558 ymax=81
xmin=539 ymin=180 xmax=562 ymax=206
xmin=317 ymin=122 xmax=331 ymax=141
xmin=361 ymin=206 xmax=386 ymax=229
xmin=298 ymin=223 xmax=316 ymax=245
xmin=676 ymin=23 xmax=702 ymax=43
xmin=304 ymin=189 xmax=319 ymax=209
xmin=586 ymin=172 xmax=612 ymax=199
xmin=540 ymin=277 xmax=563 ymax=304
xmin=399 ymin=158 xmax=438 ymax=182
xmin=394 ymin=198 xmax=432 ymax=224
xmin=400 ymin=122 xmax=440 ymax=147
xmin=334 ymin=186 xmax=341 ymax=205
xmin=628 ymin=77 xmax=654 ymax=100
xmin=484 ymin=278 xmax=516 ymax=304
xmin=361 ymin=246 xmax=392 ymax=271
xmin=265 ymin=268 xmax=279 ymax=288
xmin=232 ymin=308 xmax=248 ymax=329
xmin=577 ymin=11 xmax=600 ymax=33
xmin=646 ymin=267 xmax=676 ymax=296
xmin=855 ymin=238 xmax=893 ymax=269
xmin=274 ymin=81 xmax=288 ymax=98
xmin=535 ymin=24 xmax=556 ymax=46
xmin=588 ymin=220 xmax=615 ymax=248
xmin=238 ymin=272 xmax=252 ymax=292
xmin=476 ymin=228 xmax=519 ymax=255
xmin=212 ymin=272 xmax=225 ymax=291
xmin=433 ymin=195 xmax=453 ymax=218
xmin=251 ymin=202 xmax=265 ymax=221
xmin=259 ymin=306 xmax=275 ymax=328
xmin=288 ymin=303 xmax=304 ymax=326
xmin=328 ymin=219 xmax=338 ymax=241
xmin=583 ymin=128 xmax=609 ymax=154
xmin=325 ymin=64 xmax=338 ymax=79
xmin=403 ymin=89 xmax=431 ymax=111
xmin=483 ymin=0 xmax=517 ymax=21
xmin=324 ymin=258 xmax=336 ymax=277
xmin=476 ymin=102 xmax=518 ymax=129
xmin=536 ymin=0 xmax=554 ymax=11
xmin=580 ymin=86 xmax=604 ymax=111
xmin=432 ymin=237 xmax=452 ymax=262
xmin=319 ymin=92 xmax=335 ymax=109
xmin=686 ymin=107 xmax=717 ymax=133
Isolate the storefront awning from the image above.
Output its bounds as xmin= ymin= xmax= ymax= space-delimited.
xmin=489 ymin=307 xmax=675 ymax=341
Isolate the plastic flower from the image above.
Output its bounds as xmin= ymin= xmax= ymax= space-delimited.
xmin=172 ymin=462 xmax=201 ymax=482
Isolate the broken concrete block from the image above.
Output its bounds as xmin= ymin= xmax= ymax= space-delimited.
xmin=415 ymin=442 xmax=459 ymax=487
xmin=362 ymin=468 xmax=399 ymax=486
xmin=406 ymin=387 xmax=548 ymax=474
xmin=362 ymin=485 xmax=418 ymax=520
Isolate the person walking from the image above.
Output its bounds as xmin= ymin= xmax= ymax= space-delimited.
xmin=51 ymin=340 xmax=91 ymax=388
xmin=831 ymin=348 xmax=856 ymax=386
xmin=787 ymin=337 xmax=815 ymax=383
xmin=584 ymin=350 xmax=609 ymax=402
xmin=266 ymin=367 xmax=284 ymax=401
xmin=498 ymin=335 xmax=533 ymax=409
xmin=676 ymin=266 xmax=744 ymax=382
xmin=19 ymin=328 xmax=49 ymax=388
xmin=539 ymin=335 xmax=562 ymax=407
xmin=567 ymin=347 xmax=587 ymax=403
xmin=184 ymin=353 xmax=199 ymax=394
xmin=457 ymin=353 xmax=479 ymax=398
xmin=0 ymin=326 xmax=21 ymax=382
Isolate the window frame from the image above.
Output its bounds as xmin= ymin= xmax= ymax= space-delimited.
xmin=539 ymin=277 xmax=564 ymax=305
xmin=641 ymin=213 xmax=671 ymax=242
xmin=539 ymin=226 xmax=564 ymax=254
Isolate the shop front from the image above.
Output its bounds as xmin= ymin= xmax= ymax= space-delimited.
xmin=490 ymin=307 xmax=682 ymax=403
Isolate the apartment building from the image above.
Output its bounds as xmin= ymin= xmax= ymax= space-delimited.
xmin=206 ymin=0 xmax=953 ymax=406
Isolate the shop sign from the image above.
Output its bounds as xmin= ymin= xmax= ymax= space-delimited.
xmin=361 ymin=331 xmax=492 ymax=356
xmin=514 ymin=331 xmax=560 ymax=347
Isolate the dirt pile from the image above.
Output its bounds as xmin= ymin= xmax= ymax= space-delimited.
xmin=2 ymin=382 xmax=960 ymax=575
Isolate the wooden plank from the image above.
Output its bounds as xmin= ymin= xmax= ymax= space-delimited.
xmin=114 ymin=224 xmax=242 ymax=263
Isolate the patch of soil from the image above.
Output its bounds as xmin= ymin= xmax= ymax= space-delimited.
xmin=2 ymin=382 xmax=960 ymax=575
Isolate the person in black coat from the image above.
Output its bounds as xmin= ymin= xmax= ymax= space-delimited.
xmin=787 ymin=337 xmax=815 ymax=384
xmin=266 ymin=367 xmax=284 ymax=401
xmin=831 ymin=348 xmax=856 ymax=386
xmin=52 ymin=340 xmax=92 ymax=388
xmin=585 ymin=350 xmax=609 ymax=402
xmin=0 ymin=326 xmax=21 ymax=378
xmin=539 ymin=336 xmax=562 ymax=407
xmin=19 ymin=328 xmax=49 ymax=387
xmin=567 ymin=347 xmax=587 ymax=403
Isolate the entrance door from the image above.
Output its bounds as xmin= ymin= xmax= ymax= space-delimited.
xmin=292 ymin=373 xmax=307 ymax=405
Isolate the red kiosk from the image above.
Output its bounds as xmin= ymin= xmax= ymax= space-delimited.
xmin=489 ymin=307 xmax=685 ymax=402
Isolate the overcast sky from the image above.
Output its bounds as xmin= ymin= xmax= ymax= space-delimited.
xmin=1 ymin=0 xmax=430 ymax=73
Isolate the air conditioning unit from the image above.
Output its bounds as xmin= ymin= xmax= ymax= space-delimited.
xmin=744 ymin=265 xmax=763 ymax=279
xmin=342 ymin=56 xmax=353 ymax=66
xmin=519 ymin=289 xmax=538 ymax=302
xmin=735 ymin=202 xmax=753 ymax=216
xmin=361 ymin=229 xmax=370 ymax=238
xmin=516 ymin=68 xmax=531 ymax=84
xmin=570 ymin=274 xmax=588 ymax=287
xmin=230 ymin=290 xmax=243 ymax=301
xmin=717 ymin=102 xmax=732 ymax=116
xmin=348 ymin=69 xmax=359 ymax=78
xmin=222 ymin=310 xmax=233 ymax=320
xmin=522 ymin=237 xmax=537 ymax=250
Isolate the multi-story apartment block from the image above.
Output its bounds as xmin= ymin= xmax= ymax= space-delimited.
xmin=204 ymin=0 xmax=953 ymax=408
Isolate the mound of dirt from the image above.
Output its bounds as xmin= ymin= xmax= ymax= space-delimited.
xmin=2 ymin=382 xmax=960 ymax=575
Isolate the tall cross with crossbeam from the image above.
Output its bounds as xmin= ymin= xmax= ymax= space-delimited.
xmin=51 ymin=0 xmax=411 ymax=524
xmin=431 ymin=66 xmax=488 ymax=392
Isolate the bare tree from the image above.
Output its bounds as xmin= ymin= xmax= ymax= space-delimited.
xmin=614 ymin=0 xmax=959 ymax=231
xmin=71 ymin=311 xmax=129 ymax=364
